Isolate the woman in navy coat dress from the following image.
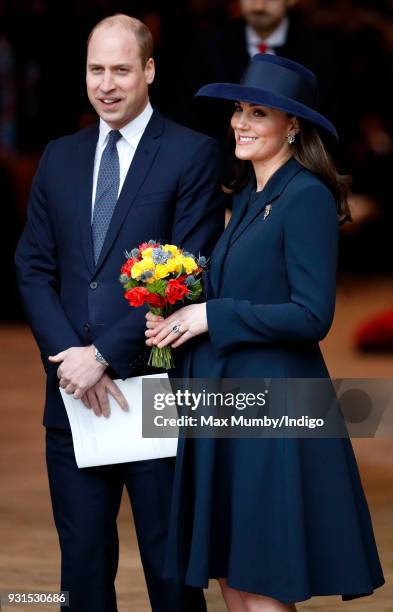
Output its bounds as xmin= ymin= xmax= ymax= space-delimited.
xmin=145 ymin=55 xmax=385 ymax=611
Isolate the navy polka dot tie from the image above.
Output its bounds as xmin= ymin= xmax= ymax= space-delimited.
xmin=92 ymin=129 xmax=121 ymax=264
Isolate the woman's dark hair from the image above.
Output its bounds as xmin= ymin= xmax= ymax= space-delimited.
xmin=224 ymin=118 xmax=351 ymax=224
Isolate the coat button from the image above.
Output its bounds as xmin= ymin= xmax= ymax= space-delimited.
xmin=89 ymin=281 xmax=98 ymax=289
xmin=83 ymin=323 xmax=91 ymax=332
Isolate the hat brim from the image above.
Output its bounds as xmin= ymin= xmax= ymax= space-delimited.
xmin=196 ymin=83 xmax=338 ymax=141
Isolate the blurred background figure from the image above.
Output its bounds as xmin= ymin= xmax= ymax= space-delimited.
xmin=171 ymin=0 xmax=341 ymax=142
xmin=0 ymin=0 xmax=22 ymax=320
xmin=0 ymin=14 xmax=16 ymax=150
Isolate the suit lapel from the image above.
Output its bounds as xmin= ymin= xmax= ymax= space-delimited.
xmin=232 ymin=20 xmax=251 ymax=80
xmin=77 ymin=125 xmax=98 ymax=275
xmin=93 ymin=111 xmax=164 ymax=275
xmin=277 ymin=17 xmax=303 ymax=56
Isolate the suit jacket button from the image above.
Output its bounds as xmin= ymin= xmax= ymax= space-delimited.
xmin=84 ymin=323 xmax=91 ymax=332
xmin=89 ymin=281 xmax=98 ymax=289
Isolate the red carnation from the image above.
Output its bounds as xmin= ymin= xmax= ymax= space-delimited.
xmin=121 ymin=257 xmax=139 ymax=277
xmin=139 ymin=241 xmax=159 ymax=252
xmin=165 ymin=279 xmax=189 ymax=304
xmin=125 ymin=287 xmax=150 ymax=307
xmin=146 ymin=293 xmax=167 ymax=308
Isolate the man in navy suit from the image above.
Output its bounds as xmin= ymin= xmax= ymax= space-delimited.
xmin=15 ymin=14 xmax=224 ymax=612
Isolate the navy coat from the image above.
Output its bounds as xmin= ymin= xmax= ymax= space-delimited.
xmin=165 ymin=158 xmax=385 ymax=603
xmin=15 ymin=111 xmax=225 ymax=428
xmin=188 ymin=156 xmax=336 ymax=379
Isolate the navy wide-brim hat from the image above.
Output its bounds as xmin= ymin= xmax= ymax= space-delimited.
xmin=196 ymin=54 xmax=338 ymax=140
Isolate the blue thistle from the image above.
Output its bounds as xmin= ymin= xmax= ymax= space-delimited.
xmin=152 ymin=247 xmax=174 ymax=265
xmin=140 ymin=271 xmax=153 ymax=282
xmin=185 ymin=275 xmax=196 ymax=286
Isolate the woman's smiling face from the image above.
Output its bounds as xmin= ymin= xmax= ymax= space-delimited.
xmin=231 ymin=101 xmax=297 ymax=163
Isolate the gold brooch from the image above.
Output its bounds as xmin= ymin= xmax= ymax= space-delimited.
xmin=263 ymin=204 xmax=272 ymax=220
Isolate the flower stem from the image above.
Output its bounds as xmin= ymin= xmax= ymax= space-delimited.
xmin=148 ymin=346 xmax=174 ymax=369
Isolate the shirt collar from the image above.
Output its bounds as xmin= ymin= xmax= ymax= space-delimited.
xmin=246 ymin=16 xmax=289 ymax=49
xmin=98 ymin=101 xmax=154 ymax=148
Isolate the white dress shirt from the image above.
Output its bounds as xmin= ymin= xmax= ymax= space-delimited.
xmin=245 ymin=17 xmax=289 ymax=58
xmin=91 ymin=101 xmax=153 ymax=214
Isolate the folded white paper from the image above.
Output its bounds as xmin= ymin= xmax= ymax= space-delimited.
xmin=59 ymin=374 xmax=177 ymax=468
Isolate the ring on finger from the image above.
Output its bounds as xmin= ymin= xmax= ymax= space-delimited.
xmin=171 ymin=323 xmax=182 ymax=334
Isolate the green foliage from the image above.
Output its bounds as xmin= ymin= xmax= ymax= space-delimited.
xmin=146 ymin=279 xmax=167 ymax=296
xmin=187 ymin=280 xmax=203 ymax=301
xmin=123 ymin=278 xmax=138 ymax=290
xmin=175 ymin=266 xmax=186 ymax=278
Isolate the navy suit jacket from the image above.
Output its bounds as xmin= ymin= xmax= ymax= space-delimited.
xmin=184 ymin=157 xmax=339 ymax=380
xmin=15 ymin=110 xmax=225 ymax=428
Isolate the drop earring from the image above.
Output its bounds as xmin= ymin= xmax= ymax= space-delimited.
xmin=287 ymin=133 xmax=296 ymax=145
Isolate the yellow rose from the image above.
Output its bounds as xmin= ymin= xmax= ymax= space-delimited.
xmin=131 ymin=262 xmax=142 ymax=279
xmin=142 ymin=256 xmax=154 ymax=268
xmin=131 ymin=258 xmax=154 ymax=279
xmin=165 ymin=257 xmax=179 ymax=273
xmin=175 ymin=255 xmax=185 ymax=273
xmin=181 ymin=256 xmax=198 ymax=274
xmin=141 ymin=247 xmax=153 ymax=259
xmin=154 ymin=263 xmax=171 ymax=280
xmin=163 ymin=244 xmax=180 ymax=257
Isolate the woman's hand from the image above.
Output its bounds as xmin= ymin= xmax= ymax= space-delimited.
xmin=145 ymin=303 xmax=208 ymax=349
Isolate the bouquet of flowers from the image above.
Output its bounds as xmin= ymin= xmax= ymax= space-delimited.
xmin=119 ymin=240 xmax=207 ymax=369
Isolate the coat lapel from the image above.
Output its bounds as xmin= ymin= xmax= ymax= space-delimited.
xmin=209 ymin=179 xmax=254 ymax=296
xmin=228 ymin=157 xmax=304 ymax=249
xmin=93 ymin=111 xmax=164 ymax=275
xmin=209 ymin=158 xmax=304 ymax=296
xmin=77 ymin=125 xmax=98 ymax=275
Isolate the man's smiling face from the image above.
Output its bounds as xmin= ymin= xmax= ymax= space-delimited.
xmin=86 ymin=25 xmax=155 ymax=129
